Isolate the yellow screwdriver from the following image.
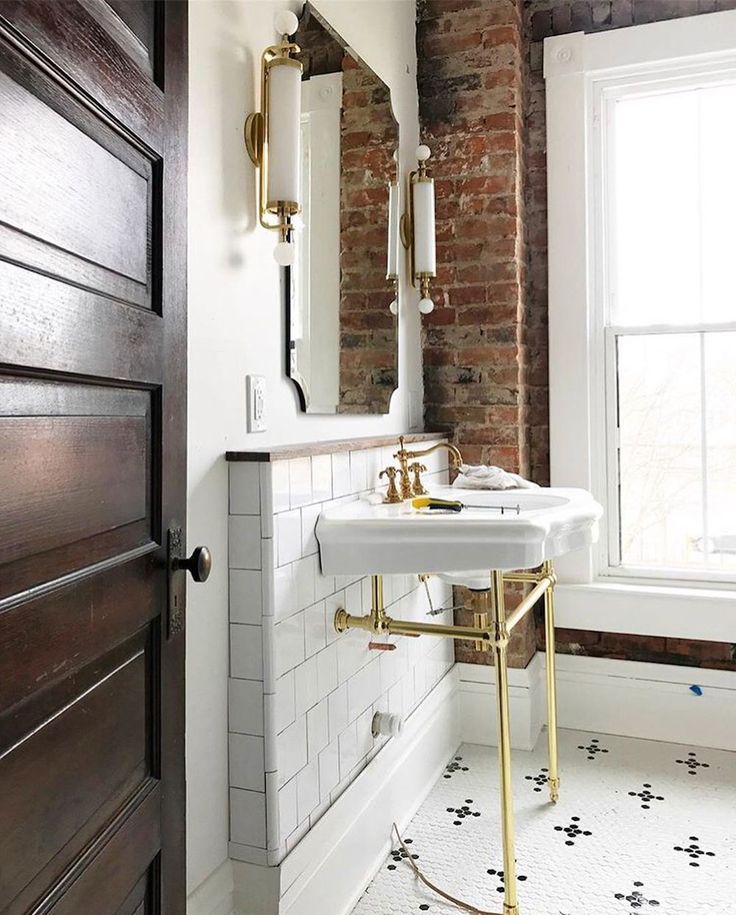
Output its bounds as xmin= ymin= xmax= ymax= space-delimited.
xmin=412 ymin=497 xmax=520 ymax=515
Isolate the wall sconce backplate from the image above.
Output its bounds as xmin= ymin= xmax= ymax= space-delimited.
xmin=244 ymin=112 xmax=264 ymax=167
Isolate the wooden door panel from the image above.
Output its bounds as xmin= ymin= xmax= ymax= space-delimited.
xmin=0 ymin=0 xmax=163 ymax=150
xmin=0 ymin=36 xmax=158 ymax=310
xmin=0 ymin=638 xmax=152 ymax=907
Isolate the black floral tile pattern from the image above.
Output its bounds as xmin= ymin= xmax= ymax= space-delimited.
xmin=627 ymin=784 xmax=665 ymax=809
xmin=446 ymin=798 xmax=481 ymax=826
xmin=486 ymin=866 xmax=528 ymax=895
xmin=673 ymin=836 xmax=716 ymax=867
xmin=554 ymin=815 xmax=593 ymax=846
xmin=525 ymin=766 xmax=550 ymax=793
xmin=675 ymin=751 xmax=710 ymax=776
xmin=578 ymin=737 xmax=610 ymax=761
xmin=443 ymin=755 xmax=469 ymax=779
xmin=614 ymin=881 xmax=661 ymax=911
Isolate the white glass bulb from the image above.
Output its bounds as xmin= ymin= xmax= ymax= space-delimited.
xmin=274 ymin=240 xmax=294 ymax=266
xmin=274 ymin=10 xmax=299 ymax=36
xmin=389 ymin=299 xmax=398 ymax=316
xmin=419 ymin=297 xmax=434 ymax=314
xmin=416 ymin=144 xmax=431 ymax=162
xmin=266 ymin=61 xmax=301 ymax=206
xmin=413 ymin=180 xmax=436 ymax=275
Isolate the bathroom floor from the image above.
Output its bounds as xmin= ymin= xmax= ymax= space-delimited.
xmin=351 ymin=730 xmax=736 ymax=915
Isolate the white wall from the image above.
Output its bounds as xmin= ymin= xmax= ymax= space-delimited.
xmin=187 ymin=0 xmax=421 ymax=894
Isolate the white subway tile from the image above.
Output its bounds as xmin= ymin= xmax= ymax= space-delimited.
xmin=229 ymin=570 xmax=262 ymax=624
xmin=304 ymin=601 xmax=326 ymax=657
xmin=229 ymin=516 xmax=262 ymax=570
xmin=296 ymin=758 xmax=320 ymax=823
xmin=300 ymin=503 xmax=321 ymax=557
xmin=306 ymin=699 xmax=329 ymax=760
xmin=364 ymin=448 xmax=383 ymax=490
xmin=356 ymin=707 xmax=375 ymax=760
xmin=230 ymin=624 xmax=263 ymax=680
xmin=314 ymin=565 xmax=336 ymax=602
xmin=273 ymin=563 xmax=296 ymax=620
xmin=309 ymin=796 xmax=331 ymax=829
xmin=230 ymin=734 xmax=265 ymax=791
xmin=277 ymin=776 xmax=298 ymax=839
xmin=273 ymin=612 xmax=304 ymax=678
xmin=349 ymin=450 xmax=368 ymax=493
xmin=259 ymin=463 xmax=274 ymax=537
xmin=345 ymin=580 xmax=364 ymax=615
xmin=338 ymin=721 xmax=359 ymax=779
xmin=324 ymin=592 xmax=345 ymax=645
xmin=276 ymin=509 xmax=301 ymax=566
xmin=294 ymin=655 xmax=319 ymax=716
xmin=311 ymin=454 xmax=332 ymax=502
xmin=276 ymin=716 xmax=307 ymax=786
xmin=336 ymin=628 xmax=367 ymax=683
xmin=273 ymin=669 xmax=296 ymax=734
xmin=289 ymin=457 xmax=312 ymax=508
xmin=294 ymin=555 xmax=316 ymax=610
xmin=316 ymin=643 xmax=338 ymax=700
xmin=230 ymin=788 xmax=266 ymax=847
xmin=286 ymin=817 xmax=310 ymax=853
xmin=229 ymin=678 xmax=264 ymax=735
xmin=318 ymin=740 xmax=340 ymax=800
xmin=347 ymin=658 xmax=381 ymax=721
xmin=230 ymin=462 xmax=261 ymax=515
xmin=265 ymin=771 xmax=280 ymax=850
xmin=272 ymin=460 xmax=291 ymax=514
xmin=327 ymin=683 xmax=349 ymax=739
xmin=261 ymin=617 xmax=276 ymax=693
xmin=331 ymin=452 xmax=351 ymax=498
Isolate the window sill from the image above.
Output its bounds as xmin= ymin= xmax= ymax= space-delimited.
xmin=554 ymin=580 xmax=736 ymax=643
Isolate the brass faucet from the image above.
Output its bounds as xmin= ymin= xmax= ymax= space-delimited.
xmin=379 ymin=466 xmax=401 ymax=504
xmin=392 ymin=436 xmax=464 ymax=500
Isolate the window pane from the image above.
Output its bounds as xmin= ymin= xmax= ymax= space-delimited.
xmin=617 ymin=332 xmax=736 ymax=573
xmin=703 ymin=332 xmax=736 ymax=570
xmin=617 ymin=334 xmax=703 ymax=569
xmin=611 ymin=83 xmax=736 ymax=327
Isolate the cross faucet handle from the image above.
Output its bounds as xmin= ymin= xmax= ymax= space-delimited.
xmin=409 ymin=462 xmax=428 ymax=496
xmin=379 ymin=466 xmax=402 ymax=504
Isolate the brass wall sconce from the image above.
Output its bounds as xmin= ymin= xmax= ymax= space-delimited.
xmin=400 ymin=145 xmax=436 ymax=314
xmin=244 ymin=10 xmax=303 ymax=266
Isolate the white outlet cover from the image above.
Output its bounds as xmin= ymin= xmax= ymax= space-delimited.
xmin=246 ymin=374 xmax=267 ymax=432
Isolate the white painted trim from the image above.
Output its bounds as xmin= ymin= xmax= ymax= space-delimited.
xmin=231 ymin=669 xmax=460 ymax=915
xmin=456 ymin=656 xmax=545 ymax=751
xmin=555 ymin=581 xmax=736 ymax=642
xmin=187 ymin=859 xmax=235 ymax=915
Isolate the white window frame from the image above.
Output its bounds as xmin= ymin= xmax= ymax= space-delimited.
xmin=545 ymin=11 xmax=736 ymax=641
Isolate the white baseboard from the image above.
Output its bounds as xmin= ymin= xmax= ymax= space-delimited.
xmin=187 ymin=858 xmax=235 ymax=915
xmin=456 ymin=655 xmax=545 ymax=750
xmin=230 ymin=669 xmax=460 ymax=915
xmin=552 ymin=652 xmax=736 ymax=750
xmin=191 ymin=653 xmax=736 ymax=915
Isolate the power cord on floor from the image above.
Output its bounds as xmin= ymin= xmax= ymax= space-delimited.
xmin=391 ymin=823 xmax=502 ymax=915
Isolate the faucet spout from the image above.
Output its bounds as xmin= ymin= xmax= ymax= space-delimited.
xmin=392 ymin=436 xmax=464 ymax=500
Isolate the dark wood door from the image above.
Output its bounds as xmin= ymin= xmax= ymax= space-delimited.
xmin=0 ymin=2 xmax=191 ymax=913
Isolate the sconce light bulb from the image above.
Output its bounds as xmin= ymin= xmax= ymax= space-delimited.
xmin=418 ymin=297 xmax=434 ymax=314
xmin=274 ymin=10 xmax=299 ymax=37
xmin=416 ymin=144 xmax=431 ymax=162
xmin=389 ymin=299 xmax=398 ymax=316
xmin=274 ymin=240 xmax=295 ymax=267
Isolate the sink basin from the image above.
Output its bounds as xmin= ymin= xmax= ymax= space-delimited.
xmin=316 ymin=484 xmax=602 ymax=578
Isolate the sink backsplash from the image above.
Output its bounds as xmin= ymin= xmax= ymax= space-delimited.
xmin=226 ymin=437 xmax=454 ymax=866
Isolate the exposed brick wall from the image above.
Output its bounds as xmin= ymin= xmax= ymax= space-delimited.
xmin=418 ymin=0 xmax=736 ymax=671
xmin=339 ymin=54 xmax=398 ymax=414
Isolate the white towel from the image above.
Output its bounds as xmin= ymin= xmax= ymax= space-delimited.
xmin=452 ymin=464 xmax=538 ymax=491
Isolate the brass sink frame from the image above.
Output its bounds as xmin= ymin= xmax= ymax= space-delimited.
xmin=334 ymin=560 xmax=559 ymax=915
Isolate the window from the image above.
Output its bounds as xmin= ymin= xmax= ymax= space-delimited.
xmin=605 ymin=82 xmax=736 ymax=581
xmin=545 ymin=13 xmax=736 ymax=606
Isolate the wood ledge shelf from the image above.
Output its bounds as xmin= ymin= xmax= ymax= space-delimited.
xmin=225 ymin=431 xmax=448 ymax=463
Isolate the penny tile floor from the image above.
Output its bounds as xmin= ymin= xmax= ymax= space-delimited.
xmin=351 ymin=730 xmax=736 ymax=914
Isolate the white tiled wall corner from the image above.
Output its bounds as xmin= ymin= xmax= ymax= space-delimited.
xmin=228 ymin=440 xmax=453 ymax=864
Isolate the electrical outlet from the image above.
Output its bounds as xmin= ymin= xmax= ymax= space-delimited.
xmin=246 ymin=375 xmax=267 ymax=432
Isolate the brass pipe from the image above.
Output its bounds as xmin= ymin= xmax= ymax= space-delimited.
xmin=334 ymin=609 xmax=492 ymax=643
xmin=404 ymin=440 xmax=464 ymax=470
xmin=503 ymin=571 xmax=546 ymax=583
xmin=504 ymin=577 xmax=552 ymax=632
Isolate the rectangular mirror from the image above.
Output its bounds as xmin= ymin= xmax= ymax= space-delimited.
xmin=288 ymin=3 xmax=400 ymax=414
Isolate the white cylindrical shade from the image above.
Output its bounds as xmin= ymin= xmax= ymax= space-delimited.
xmin=266 ymin=61 xmax=302 ymax=207
xmin=386 ymin=182 xmax=399 ymax=278
xmin=412 ymin=178 xmax=436 ymax=276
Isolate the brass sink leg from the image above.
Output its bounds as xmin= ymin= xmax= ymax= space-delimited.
xmin=542 ymin=560 xmax=560 ymax=803
xmin=490 ymin=570 xmax=519 ymax=915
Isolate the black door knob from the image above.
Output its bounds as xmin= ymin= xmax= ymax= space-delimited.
xmin=176 ymin=546 xmax=212 ymax=582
